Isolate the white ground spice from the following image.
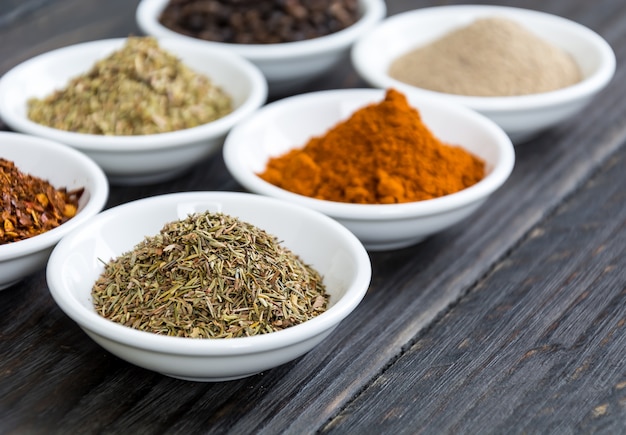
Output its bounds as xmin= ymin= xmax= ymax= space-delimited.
xmin=388 ymin=16 xmax=582 ymax=97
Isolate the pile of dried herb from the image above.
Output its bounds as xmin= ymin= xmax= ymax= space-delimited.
xmin=27 ymin=36 xmax=233 ymax=135
xmin=0 ymin=158 xmax=83 ymax=244
xmin=92 ymin=211 xmax=329 ymax=339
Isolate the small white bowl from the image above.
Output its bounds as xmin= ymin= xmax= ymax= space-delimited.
xmin=136 ymin=0 xmax=386 ymax=95
xmin=351 ymin=5 xmax=616 ymax=143
xmin=46 ymin=191 xmax=371 ymax=381
xmin=0 ymin=37 xmax=267 ymax=185
xmin=223 ymin=88 xmax=515 ymax=251
xmin=0 ymin=132 xmax=109 ymax=290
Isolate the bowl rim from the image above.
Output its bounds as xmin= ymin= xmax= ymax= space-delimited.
xmin=351 ymin=4 xmax=616 ymax=112
xmin=136 ymin=0 xmax=387 ymax=60
xmin=0 ymin=131 xmax=109 ymax=261
xmin=46 ymin=191 xmax=372 ymax=355
xmin=223 ymin=88 xmax=516 ymax=220
xmin=0 ymin=37 xmax=268 ymax=152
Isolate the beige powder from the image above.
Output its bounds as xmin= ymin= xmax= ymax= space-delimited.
xmin=388 ymin=16 xmax=582 ymax=97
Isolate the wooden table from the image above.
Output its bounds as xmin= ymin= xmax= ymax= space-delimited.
xmin=1 ymin=1 xmax=625 ymax=433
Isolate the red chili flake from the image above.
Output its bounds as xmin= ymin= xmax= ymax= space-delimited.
xmin=0 ymin=158 xmax=84 ymax=244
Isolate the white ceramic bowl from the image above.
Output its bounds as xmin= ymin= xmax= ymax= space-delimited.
xmin=46 ymin=191 xmax=371 ymax=381
xmin=223 ymin=88 xmax=515 ymax=251
xmin=351 ymin=5 xmax=616 ymax=144
xmin=0 ymin=37 xmax=267 ymax=185
xmin=0 ymin=132 xmax=108 ymax=290
xmin=136 ymin=0 xmax=386 ymax=95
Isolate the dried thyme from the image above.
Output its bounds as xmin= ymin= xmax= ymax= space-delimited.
xmin=91 ymin=211 xmax=329 ymax=339
xmin=0 ymin=158 xmax=83 ymax=244
xmin=27 ymin=36 xmax=233 ymax=135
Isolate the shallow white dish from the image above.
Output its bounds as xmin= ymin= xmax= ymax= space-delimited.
xmin=0 ymin=132 xmax=109 ymax=290
xmin=223 ymin=88 xmax=515 ymax=251
xmin=351 ymin=5 xmax=616 ymax=143
xmin=136 ymin=0 xmax=386 ymax=95
xmin=0 ymin=37 xmax=267 ymax=185
xmin=46 ymin=191 xmax=371 ymax=382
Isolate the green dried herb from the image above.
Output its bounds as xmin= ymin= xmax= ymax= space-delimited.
xmin=27 ymin=36 xmax=233 ymax=135
xmin=91 ymin=211 xmax=329 ymax=339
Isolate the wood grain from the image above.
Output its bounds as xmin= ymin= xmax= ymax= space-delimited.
xmin=323 ymin=146 xmax=626 ymax=434
xmin=0 ymin=0 xmax=625 ymax=433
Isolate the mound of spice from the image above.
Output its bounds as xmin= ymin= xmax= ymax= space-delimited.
xmin=0 ymin=158 xmax=83 ymax=244
xmin=158 ymin=0 xmax=360 ymax=44
xmin=27 ymin=36 xmax=232 ymax=135
xmin=258 ymin=89 xmax=485 ymax=204
xmin=388 ymin=17 xmax=582 ymax=97
xmin=92 ymin=211 xmax=329 ymax=339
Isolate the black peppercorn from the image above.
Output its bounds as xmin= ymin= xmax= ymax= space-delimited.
xmin=158 ymin=0 xmax=360 ymax=44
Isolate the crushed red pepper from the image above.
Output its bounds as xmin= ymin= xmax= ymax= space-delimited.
xmin=0 ymin=158 xmax=84 ymax=244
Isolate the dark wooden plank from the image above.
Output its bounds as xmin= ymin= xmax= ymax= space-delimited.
xmin=0 ymin=0 xmax=142 ymax=77
xmin=323 ymin=140 xmax=626 ymax=435
xmin=208 ymin=4 xmax=626 ymax=432
xmin=0 ymin=0 xmax=625 ymax=433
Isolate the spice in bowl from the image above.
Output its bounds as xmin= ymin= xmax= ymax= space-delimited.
xmin=388 ymin=17 xmax=582 ymax=97
xmin=0 ymin=158 xmax=83 ymax=244
xmin=27 ymin=36 xmax=233 ymax=135
xmin=158 ymin=0 xmax=361 ymax=44
xmin=92 ymin=211 xmax=329 ymax=339
xmin=258 ymin=88 xmax=485 ymax=204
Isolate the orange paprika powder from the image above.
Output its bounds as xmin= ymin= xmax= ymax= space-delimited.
xmin=258 ymin=89 xmax=486 ymax=204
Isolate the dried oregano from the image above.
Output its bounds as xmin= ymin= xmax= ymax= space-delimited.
xmin=27 ymin=36 xmax=233 ymax=135
xmin=91 ymin=211 xmax=329 ymax=339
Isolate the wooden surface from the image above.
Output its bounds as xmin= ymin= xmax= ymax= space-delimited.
xmin=1 ymin=1 xmax=625 ymax=433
